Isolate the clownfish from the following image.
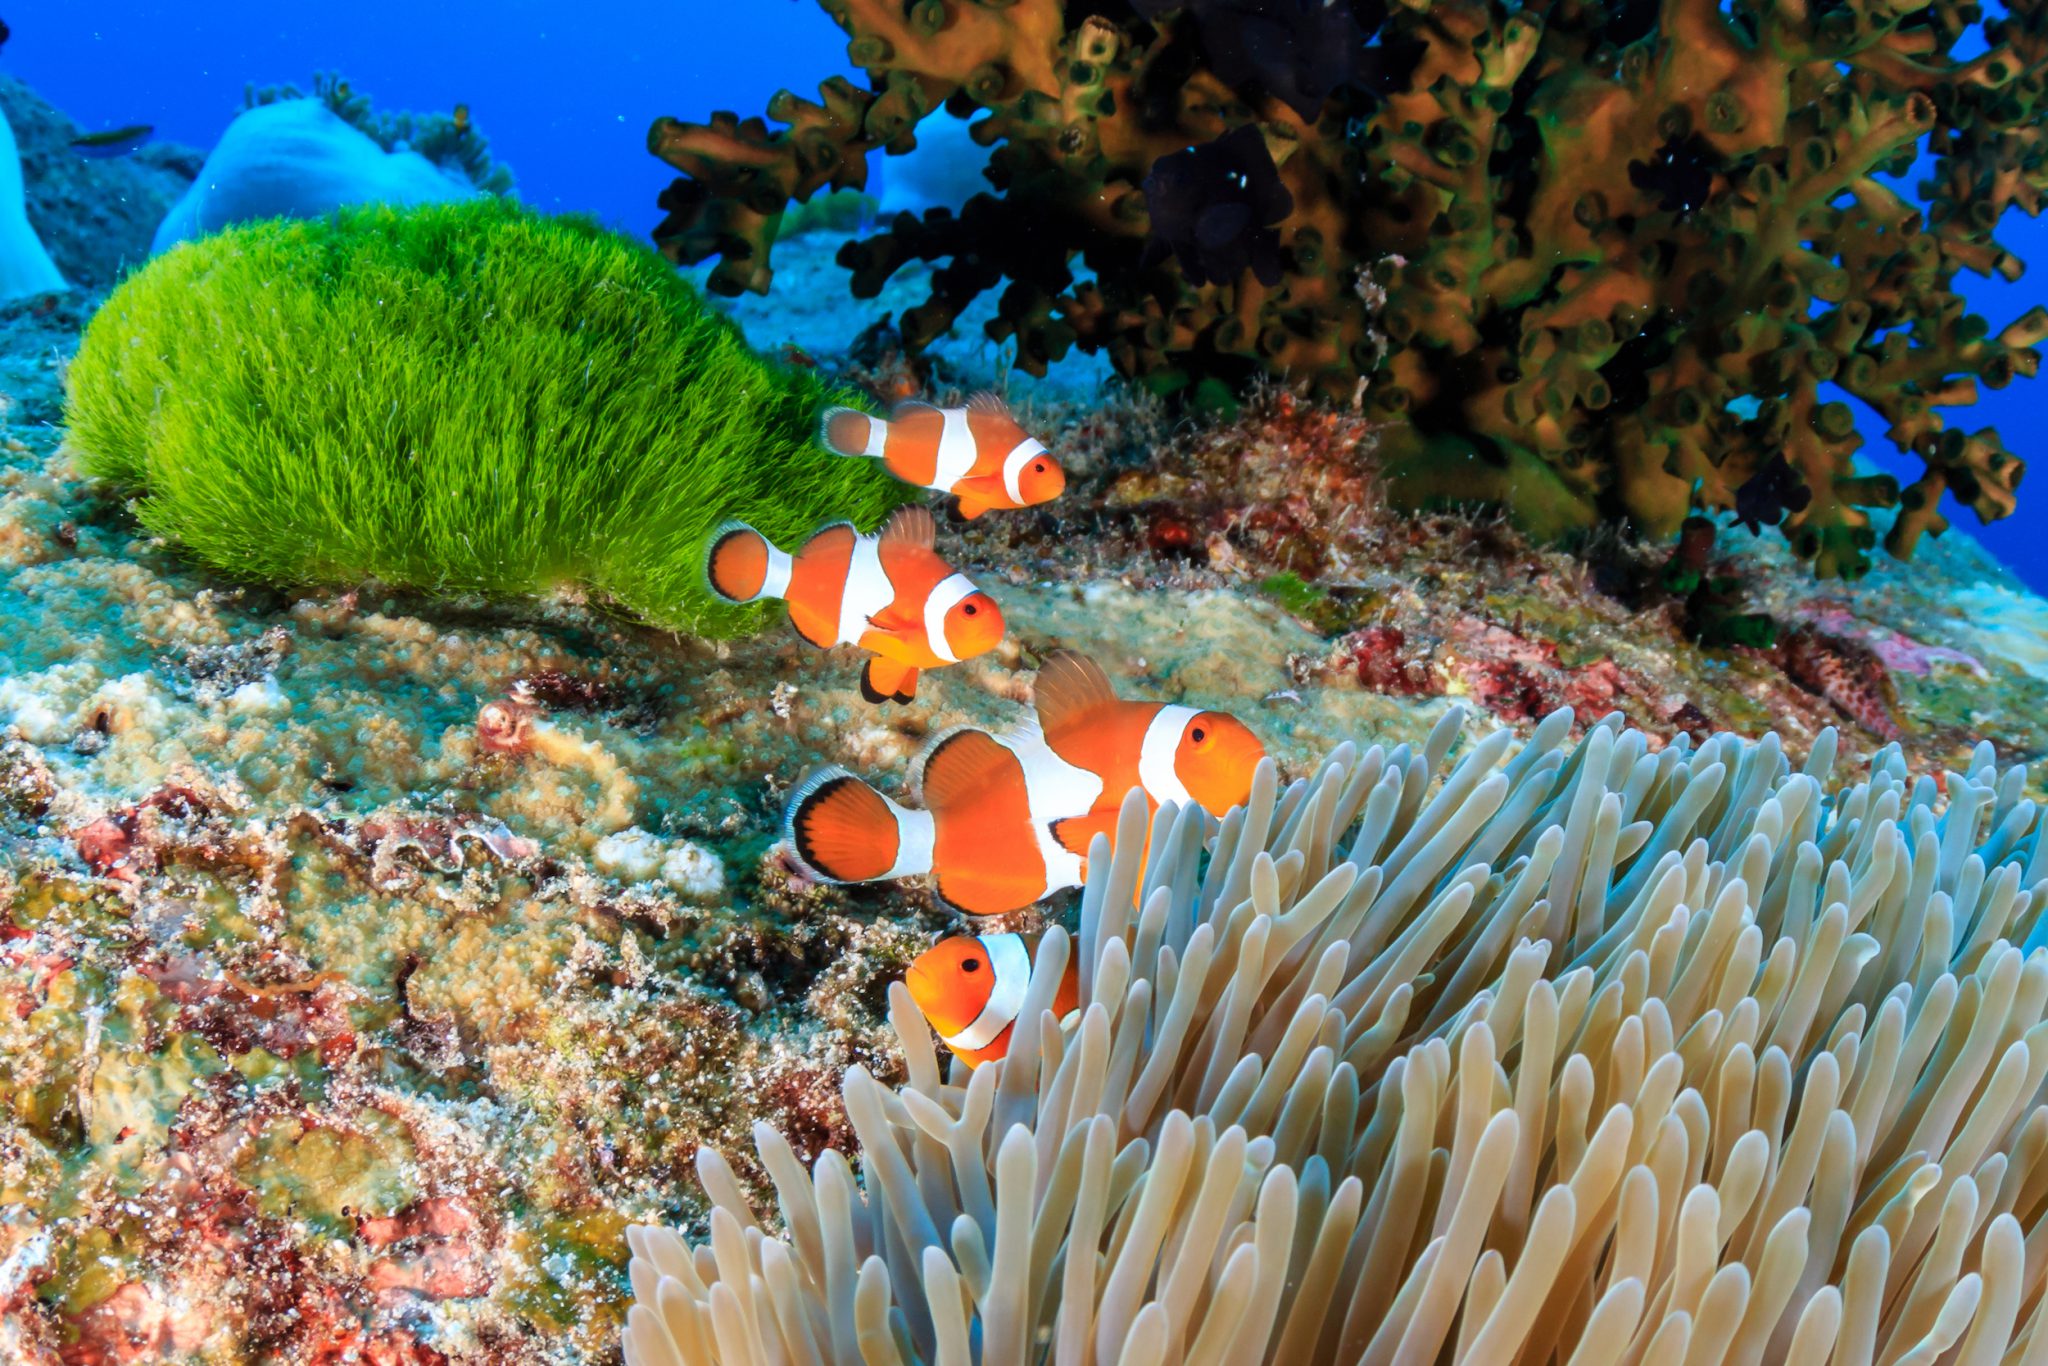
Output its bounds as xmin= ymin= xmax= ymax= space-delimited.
xmin=906 ymin=933 xmax=1080 ymax=1068
xmin=706 ymin=505 xmax=1004 ymax=703
xmin=819 ymin=394 xmax=1066 ymax=519
xmin=783 ymin=651 xmax=1265 ymax=916
xmin=1026 ymin=650 xmax=1268 ymax=856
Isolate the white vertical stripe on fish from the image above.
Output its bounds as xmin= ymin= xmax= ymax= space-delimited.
xmin=884 ymin=807 xmax=935 ymax=879
xmin=757 ymin=545 xmax=794 ymax=600
xmin=1138 ymin=705 xmax=1200 ymax=809
xmin=837 ymin=534 xmax=894 ymax=645
xmin=864 ymin=416 xmax=889 ymax=459
xmin=941 ymin=933 xmax=1032 ymax=1052
xmin=1001 ymin=438 xmax=1046 ymax=505
xmin=922 ymin=573 xmax=978 ymax=663
xmin=1004 ymin=731 xmax=1102 ymax=890
xmin=933 ymin=408 xmax=979 ymax=490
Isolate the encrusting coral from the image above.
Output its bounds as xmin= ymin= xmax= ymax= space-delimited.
xmin=64 ymin=197 xmax=913 ymax=636
xmin=627 ymin=706 xmax=2048 ymax=1363
xmin=650 ymin=0 xmax=2048 ymax=576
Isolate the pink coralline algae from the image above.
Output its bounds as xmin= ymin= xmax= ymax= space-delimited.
xmin=56 ymin=1282 xmax=214 ymax=1366
xmin=2 ymin=925 xmax=75 ymax=1020
xmin=1443 ymin=620 xmax=1638 ymax=730
xmin=69 ymin=784 xmax=218 ymax=882
xmin=1798 ymin=605 xmax=1987 ymax=679
xmin=141 ymin=955 xmax=359 ymax=1064
xmin=360 ymin=1198 xmax=493 ymax=1303
xmin=1341 ymin=625 xmax=1440 ymax=697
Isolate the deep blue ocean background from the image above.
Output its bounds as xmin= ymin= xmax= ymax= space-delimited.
xmin=11 ymin=0 xmax=2048 ymax=595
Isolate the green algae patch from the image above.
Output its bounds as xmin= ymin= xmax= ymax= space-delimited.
xmin=39 ymin=1226 xmax=132 ymax=1318
xmin=238 ymin=1111 xmax=422 ymax=1236
xmin=505 ymin=1208 xmax=632 ymax=1334
xmin=65 ymin=197 xmax=912 ymax=636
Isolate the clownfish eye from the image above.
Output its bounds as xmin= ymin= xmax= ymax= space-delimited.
xmin=963 ymin=603 xmax=978 ymax=616
xmin=1034 ymin=462 xmax=1046 ymax=472
xmin=1192 ymin=727 xmax=1207 ymax=744
xmin=962 ymin=957 xmax=981 ymax=973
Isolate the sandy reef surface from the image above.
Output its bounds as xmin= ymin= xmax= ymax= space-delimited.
xmin=0 ymin=228 xmax=2044 ymax=1362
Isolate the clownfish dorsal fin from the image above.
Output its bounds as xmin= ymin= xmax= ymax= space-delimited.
xmin=879 ymin=503 xmax=937 ymax=551
xmin=966 ymin=391 xmax=1012 ymax=417
xmin=1032 ymin=651 xmax=1120 ymax=736
xmin=890 ymin=398 xmax=941 ymax=421
xmin=912 ymin=727 xmax=1016 ymax=814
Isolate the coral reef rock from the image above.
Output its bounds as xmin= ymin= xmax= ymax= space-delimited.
xmin=3 ymin=176 xmax=2047 ymax=1360
xmin=0 ymin=75 xmax=198 ymax=296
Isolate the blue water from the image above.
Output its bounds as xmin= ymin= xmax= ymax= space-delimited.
xmin=9 ymin=0 xmax=857 ymax=232
xmin=10 ymin=1 xmax=2048 ymax=595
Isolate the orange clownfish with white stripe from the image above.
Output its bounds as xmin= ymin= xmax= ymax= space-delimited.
xmin=783 ymin=651 xmax=1265 ymax=917
xmin=819 ymin=394 xmax=1066 ymax=519
xmin=706 ymin=505 xmax=1004 ymax=704
xmin=906 ymin=932 xmax=1080 ymax=1068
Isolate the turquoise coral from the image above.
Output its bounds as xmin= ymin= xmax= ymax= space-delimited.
xmin=650 ymin=0 xmax=2048 ymax=577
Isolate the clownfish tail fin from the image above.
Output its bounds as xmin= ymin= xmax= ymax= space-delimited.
xmin=785 ymin=767 xmax=933 ymax=884
xmin=705 ymin=521 xmax=790 ymax=605
xmin=820 ymin=406 xmax=884 ymax=460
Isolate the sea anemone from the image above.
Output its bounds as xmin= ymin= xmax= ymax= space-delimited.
xmin=623 ymin=706 xmax=2048 ymax=1363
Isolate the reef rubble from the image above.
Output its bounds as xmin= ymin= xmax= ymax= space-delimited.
xmin=1 ymin=220 xmax=2045 ymax=1359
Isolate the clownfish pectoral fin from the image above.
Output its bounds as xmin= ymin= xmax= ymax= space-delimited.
xmin=1049 ymin=810 xmax=1118 ymax=858
xmin=861 ymin=657 xmax=919 ymax=705
xmin=950 ymin=473 xmax=1009 ymax=505
xmin=865 ymin=602 xmax=921 ymax=636
xmin=955 ymin=496 xmax=990 ymax=520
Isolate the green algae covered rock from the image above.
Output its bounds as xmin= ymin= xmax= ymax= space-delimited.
xmin=65 ymin=197 xmax=910 ymax=635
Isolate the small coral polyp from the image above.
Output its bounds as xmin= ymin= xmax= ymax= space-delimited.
xmin=63 ymin=198 xmax=911 ymax=636
xmin=650 ymin=0 xmax=2047 ymax=577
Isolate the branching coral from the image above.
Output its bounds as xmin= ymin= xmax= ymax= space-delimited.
xmin=626 ymin=706 xmax=2048 ymax=1362
xmin=66 ymin=198 xmax=912 ymax=636
xmin=651 ymin=0 xmax=2048 ymax=576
